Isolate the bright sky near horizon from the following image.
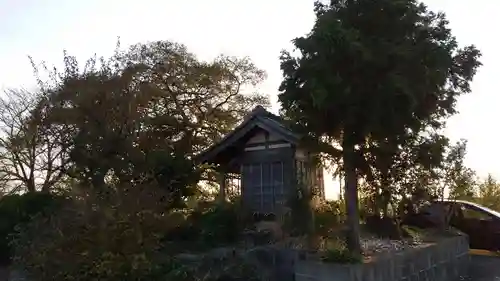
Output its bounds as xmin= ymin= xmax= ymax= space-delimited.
xmin=0 ymin=0 xmax=498 ymax=199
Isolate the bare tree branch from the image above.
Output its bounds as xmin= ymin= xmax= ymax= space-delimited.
xmin=0 ymin=89 xmax=68 ymax=193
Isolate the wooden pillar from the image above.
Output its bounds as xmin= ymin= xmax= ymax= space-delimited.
xmin=218 ymin=171 xmax=226 ymax=203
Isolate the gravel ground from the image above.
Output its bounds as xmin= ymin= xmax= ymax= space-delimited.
xmin=360 ymin=236 xmax=425 ymax=257
xmin=280 ymin=235 xmax=426 ymax=258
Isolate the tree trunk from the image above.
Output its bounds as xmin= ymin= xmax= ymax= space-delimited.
xmin=26 ymin=180 xmax=36 ymax=193
xmin=218 ymin=172 xmax=226 ymax=203
xmin=373 ymin=186 xmax=381 ymax=216
xmin=381 ymin=173 xmax=390 ymax=217
xmin=381 ymin=188 xmax=390 ymax=217
xmin=41 ymin=179 xmax=53 ymax=193
xmin=91 ymin=173 xmax=106 ymax=190
xmin=338 ymin=173 xmax=343 ymax=201
xmin=304 ymin=184 xmax=318 ymax=249
xmin=342 ymin=135 xmax=362 ymax=256
xmin=41 ymin=185 xmax=50 ymax=194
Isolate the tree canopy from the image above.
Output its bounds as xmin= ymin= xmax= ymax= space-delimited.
xmin=1 ymin=41 xmax=269 ymax=202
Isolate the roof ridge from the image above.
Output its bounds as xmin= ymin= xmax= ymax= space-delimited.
xmin=197 ymin=106 xmax=300 ymax=164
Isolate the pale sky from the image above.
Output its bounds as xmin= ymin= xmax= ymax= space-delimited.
xmin=0 ymin=0 xmax=498 ymax=198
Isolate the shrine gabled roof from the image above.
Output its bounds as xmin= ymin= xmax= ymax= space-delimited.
xmin=197 ymin=105 xmax=300 ymax=164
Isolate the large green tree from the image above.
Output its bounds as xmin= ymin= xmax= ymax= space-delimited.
xmin=278 ymin=0 xmax=481 ymax=253
xmin=32 ymin=41 xmax=269 ymax=203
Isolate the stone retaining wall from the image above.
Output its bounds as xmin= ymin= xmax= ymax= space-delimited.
xmin=295 ymin=235 xmax=469 ymax=281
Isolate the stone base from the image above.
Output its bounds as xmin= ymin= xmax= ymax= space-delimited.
xmin=295 ymin=235 xmax=469 ymax=281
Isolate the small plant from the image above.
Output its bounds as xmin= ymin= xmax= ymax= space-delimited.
xmin=401 ymin=225 xmax=425 ymax=241
xmin=320 ymin=238 xmax=362 ymax=264
xmin=322 ymin=248 xmax=363 ymax=264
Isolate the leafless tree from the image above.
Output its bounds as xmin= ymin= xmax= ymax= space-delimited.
xmin=0 ymin=89 xmax=67 ymax=193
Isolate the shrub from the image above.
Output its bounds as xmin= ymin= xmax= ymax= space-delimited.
xmin=321 ymin=238 xmax=362 ymax=264
xmin=314 ymin=200 xmax=342 ymax=236
xmin=163 ymin=201 xmax=251 ymax=251
xmin=194 ymin=204 xmax=244 ymax=245
xmin=11 ymin=185 xmax=184 ymax=281
xmin=0 ymin=192 xmax=65 ymax=265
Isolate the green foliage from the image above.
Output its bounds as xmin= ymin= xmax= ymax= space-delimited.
xmin=4 ymin=39 xmax=273 ymax=280
xmin=163 ymin=201 xmax=251 ymax=251
xmin=385 ymin=138 xmax=477 ymax=217
xmin=286 ymin=183 xmax=315 ymax=236
xmin=401 ymin=225 xmax=425 ymax=241
xmin=192 ymin=203 xmax=246 ymax=246
xmin=321 ymin=239 xmax=362 ymax=264
xmin=443 ymin=140 xmax=477 ymax=200
xmin=0 ymin=192 xmax=65 ymax=265
xmin=163 ymin=254 xmax=265 ymax=281
xmin=280 ymin=1 xmax=481 ymax=142
xmin=314 ymin=200 xmax=343 ymax=236
xmin=475 ymin=174 xmax=500 ymax=210
xmin=11 ymin=185 xmax=184 ymax=281
xmin=278 ymin=0 xmax=481 ymax=252
xmin=11 ymin=190 xmax=261 ymax=281
xmin=32 ymin=40 xmax=269 ymax=195
xmin=360 ymin=134 xmax=449 ymax=218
